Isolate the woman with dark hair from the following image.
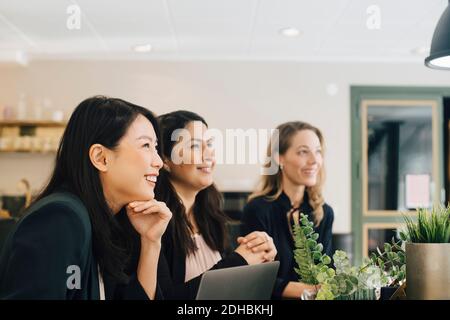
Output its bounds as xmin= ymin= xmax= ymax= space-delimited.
xmin=128 ymin=110 xmax=277 ymax=299
xmin=241 ymin=121 xmax=334 ymax=299
xmin=0 ymin=96 xmax=171 ymax=300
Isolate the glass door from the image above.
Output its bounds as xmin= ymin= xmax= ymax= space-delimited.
xmin=362 ymin=100 xmax=440 ymax=216
xmin=352 ymin=95 xmax=444 ymax=263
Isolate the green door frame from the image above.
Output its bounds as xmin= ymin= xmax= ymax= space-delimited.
xmin=351 ymin=86 xmax=450 ymax=264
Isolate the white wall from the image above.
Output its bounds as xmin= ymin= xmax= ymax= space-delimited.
xmin=1 ymin=60 xmax=449 ymax=233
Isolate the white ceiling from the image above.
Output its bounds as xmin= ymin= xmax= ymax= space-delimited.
xmin=0 ymin=0 xmax=447 ymax=63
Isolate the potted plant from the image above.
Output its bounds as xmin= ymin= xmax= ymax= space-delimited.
xmin=291 ymin=212 xmax=334 ymax=294
xmin=400 ymin=206 xmax=450 ymax=300
xmin=369 ymin=237 xmax=406 ymax=300
xmin=292 ymin=213 xmax=387 ymax=300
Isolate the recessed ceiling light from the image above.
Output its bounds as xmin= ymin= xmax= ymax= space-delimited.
xmin=132 ymin=44 xmax=152 ymax=53
xmin=411 ymin=46 xmax=430 ymax=55
xmin=279 ymin=27 xmax=301 ymax=37
xmin=326 ymin=83 xmax=339 ymax=96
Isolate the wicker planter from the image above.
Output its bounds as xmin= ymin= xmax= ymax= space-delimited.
xmin=406 ymin=243 xmax=450 ymax=300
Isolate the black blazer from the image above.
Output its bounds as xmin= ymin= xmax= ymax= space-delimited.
xmin=0 ymin=191 xmax=151 ymax=300
xmin=116 ymin=207 xmax=249 ymax=300
xmin=241 ymin=191 xmax=334 ymax=299
xmin=157 ymin=224 xmax=248 ymax=300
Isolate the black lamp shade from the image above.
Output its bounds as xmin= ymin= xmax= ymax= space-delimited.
xmin=425 ymin=1 xmax=450 ymax=70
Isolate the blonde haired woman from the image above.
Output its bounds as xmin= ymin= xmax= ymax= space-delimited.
xmin=241 ymin=121 xmax=334 ymax=299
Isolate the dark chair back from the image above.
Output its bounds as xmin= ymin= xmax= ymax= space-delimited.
xmin=225 ymin=220 xmax=242 ymax=254
xmin=0 ymin=218 xmax=16 ymax=252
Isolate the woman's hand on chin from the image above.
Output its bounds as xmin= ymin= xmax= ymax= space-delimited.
xmin=126 ymin=199 xmax=172 ymax=243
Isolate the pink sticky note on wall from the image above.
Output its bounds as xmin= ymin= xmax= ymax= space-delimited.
xmin=405 ymin=174 xmax=430 ymax=209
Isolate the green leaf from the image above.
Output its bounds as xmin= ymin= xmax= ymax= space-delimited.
xmin=327 ymin=268 xmax=336 ymax=278
xmin=399 ymin=231 xmax=408 ymax=241
xmin=307 ymin=239 xmax=317 ymax=249
xmin=387 ymin=252 xmax=395 ymax=260
xmin=376 ymin=247 xmax=383 ymax=256
xmin=319 ymin=265 xmax=329 ymax=273
xmin=303 ymin=226 xmax=314 ymax=236
xmin=312 ymin=251 xmax=322 ymax=261
xmin=300 ymin=216 xmax=309 ymax=226
xmin=403 ymin=206 xmax=450 ymax=243
xmin=377 ymin=257 xmax=383 ymax=266
xmin=321 ymin=255 xmax=332 ymax=265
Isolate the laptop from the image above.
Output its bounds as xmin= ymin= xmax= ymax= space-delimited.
xmin=195 ymin=261 xmax=280 ymax=300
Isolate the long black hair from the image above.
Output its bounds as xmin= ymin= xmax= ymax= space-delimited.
xmin=34 ymin=95 xmax=160 ymax=283
xmin=155 ymin=110 xmax=229 ymax=257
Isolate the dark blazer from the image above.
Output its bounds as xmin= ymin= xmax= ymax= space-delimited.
xmin=158 ymin=224 xmax=248 ymax=300
xmin=0 ymin=191 xmax=151 ymax=300
xmin=241 ymin=191 xmax=334 ymax=299
xmin=115 ymin=207 xmax=248 ymax=300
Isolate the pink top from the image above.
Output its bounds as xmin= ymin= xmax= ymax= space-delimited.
xmin=184 ymin=233 xmax=222 ymax=282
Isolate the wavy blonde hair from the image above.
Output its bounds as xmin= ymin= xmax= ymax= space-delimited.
xmin=249 ymin=121 xmax=326 ymax=226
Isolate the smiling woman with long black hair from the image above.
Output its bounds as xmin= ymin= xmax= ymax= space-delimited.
xmin=0 ymin=96 xmax=171 ymax=299
xmin=125 ymin=110 xmax=277 ymax=300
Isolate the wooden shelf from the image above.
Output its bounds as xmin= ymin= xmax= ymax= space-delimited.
xmin=0 ymin=121 xmax=64 ymax=153
xmin=0 ymin=120 xmax=66 ymax=127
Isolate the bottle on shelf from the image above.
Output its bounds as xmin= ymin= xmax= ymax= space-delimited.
xmin=32 ymin=97 xmax=43 ymax=121
xmin=3 ymin=105 xmax=14 ymax=120
xmin=42 ymin=98 xmax=53 ymax=121
xmin=17 ymin=93 xmax=27 ymax=120
xmin=52 ymin=110 xmax=64 ymax=122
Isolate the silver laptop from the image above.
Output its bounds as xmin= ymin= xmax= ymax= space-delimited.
xmin=195 ymin=261 xmax=280 ymax=300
